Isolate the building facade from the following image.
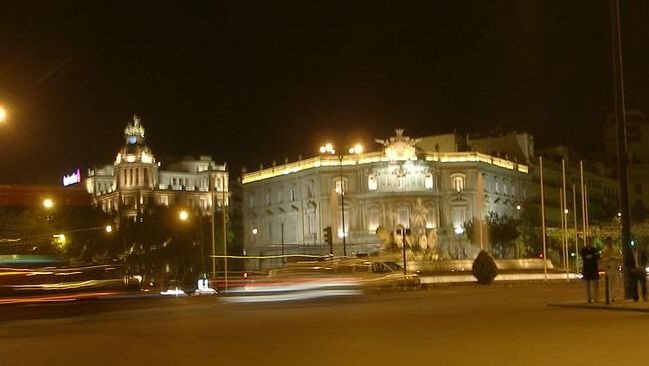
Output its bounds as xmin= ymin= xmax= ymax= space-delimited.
xmin=85 ymin=115 xmax=229 ymax=217
xmin=242 ymin=129 xmax=529 ymax=262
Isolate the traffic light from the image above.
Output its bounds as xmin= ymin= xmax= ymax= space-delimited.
xmin=323 ymin=226 xmax=332 ymax=245
xmin=323 ymin=226 xmax=333 ymax=254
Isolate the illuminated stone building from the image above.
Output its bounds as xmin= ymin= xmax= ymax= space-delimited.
xmin=241 ymin=129 xmax=529 ymax=261
xmin=85 ymin=115 xmax=229 ymax=218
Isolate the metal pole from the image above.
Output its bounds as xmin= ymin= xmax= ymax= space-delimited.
xmin=561 ymin=159 xmax=569 ymax=280
xmin=222 ymin=192 xmax=228 ymax=294
xmin=580 ymin=161 xmax=586 ymax=256
xmin=211 ymin=204 xmax=216 ymax=279
xmin=572 ymin=184 xmax=579 ymax=274
xmin=540 ymin=156 xmax=547 ymax=281
xmin=610 ymin=0 xmax=634 ymax=299
xmin=400 ymin=226 xmax=407 ymax=275
xmin=560 ymin=188 xmax=567 ymax=278
xmin=339 ymin=155 xmax=346 ymax=256
xmin=281 ymin=223 xmax=285 ymax=264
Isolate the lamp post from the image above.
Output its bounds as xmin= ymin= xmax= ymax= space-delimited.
xmin=397 ymin=224 xmax=407 ymax=275
xmin=42 ymin=198 xmax=54 ymax=223
xmin=319 ymin=143 xmax=363 ymax=257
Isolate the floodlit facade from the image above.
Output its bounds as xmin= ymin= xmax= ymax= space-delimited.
xmin=85 ymin=115 xmax=229 ymax=218
xmin=242 ymin=129 xmax=529 ymax=260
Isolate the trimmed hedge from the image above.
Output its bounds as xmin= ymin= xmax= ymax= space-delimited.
xmin=472 ymin=250 xmax=498 ymax=284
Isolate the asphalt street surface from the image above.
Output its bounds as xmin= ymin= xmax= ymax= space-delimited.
xmin=1 ymin=281 xmax=647 ymax=366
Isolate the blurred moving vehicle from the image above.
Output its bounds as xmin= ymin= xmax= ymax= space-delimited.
xmin=268 ymin=258 xmax=421 ymax=291
xmin=0 ymin=264 xmax=127 ymax=296
xmin=160 ymin=280 xmax=187 ymax=297
xmin=193 ymin=277 xmax=217 ymax=296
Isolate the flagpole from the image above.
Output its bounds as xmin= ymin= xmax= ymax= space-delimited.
xmin=561 ymin=159 xmax=569 ymax=280
xmin=540 ymin=156 xmax=547 ymax=281
xmin=573 ymin=184 xmax=579 ymax=274
xmin=579 ymin=160 xmax=587 ymax=270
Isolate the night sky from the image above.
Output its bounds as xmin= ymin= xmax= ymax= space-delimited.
xmin=1 ymin=1 xmax=648 ymax=184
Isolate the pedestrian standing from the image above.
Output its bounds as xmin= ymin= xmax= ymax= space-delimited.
xmin=600 ymin=236 xmax=621 ymax=302
xmin=580 ymin=238 xmax=600 ymax=303
xmin=630 ymin=243 xmax=648 ymax=302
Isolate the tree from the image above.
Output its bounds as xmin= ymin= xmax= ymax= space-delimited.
xmin=465 ymin=212 xmax=521 ymax=258
xmin=487 ymin=212 xmax=520 ymax=258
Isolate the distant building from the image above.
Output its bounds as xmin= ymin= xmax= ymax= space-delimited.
xmin=605 ymin=109 xmax=649 ymax=220
xmin=85 ymin=115 xmax=229 ymax=218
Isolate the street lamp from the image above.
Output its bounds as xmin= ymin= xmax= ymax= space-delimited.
xmin=178 ymin=209 xmax=189 ymax=222
xmin=319 ymin=142 xmax=364 ymax=257
xmin=42 ymin=198 xmax=54 ymax=209
xmin=0 ymin=106 xmax=7 ymax=123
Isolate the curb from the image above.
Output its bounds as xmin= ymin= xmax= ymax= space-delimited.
xmin=547 ymin=301 xmax=649 ymax=313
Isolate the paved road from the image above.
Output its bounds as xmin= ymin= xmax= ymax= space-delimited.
xmin=1 ymin=281 xmax=647 ymax=366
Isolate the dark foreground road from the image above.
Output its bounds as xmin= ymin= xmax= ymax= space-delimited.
xmin=1 ymin=281 xmax=647 ymax=366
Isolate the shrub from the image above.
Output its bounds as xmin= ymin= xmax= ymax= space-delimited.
xmin=472 ymin=250 xmax=498 ymax=284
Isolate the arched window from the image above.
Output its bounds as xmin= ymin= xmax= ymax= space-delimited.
xmin=451 ymin=173 xmax=465 ymax=192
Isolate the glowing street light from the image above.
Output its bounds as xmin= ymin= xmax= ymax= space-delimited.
xmin=349 ymin=144 xmax=363 ymax=154
xmin=0 ymin=106 xmax=6 ymax=123
xmin=318 ymin=142 xmax=364 ymax=257
xmin=105 ymin=225 xmax=113 ymax=233
xmin=42 ymin=198 xmax=54 ymax=209
xmin=178 ymin=209 xmax=189 ymax=221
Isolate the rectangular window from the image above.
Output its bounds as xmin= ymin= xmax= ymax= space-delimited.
xmin=367 ymin=208 xmax=380 ymax=233
xmin=335 ymin=179 xmax=348 ymax=195
xmin=368 ymin=175 xmax=378 ymax=191
xmin=452 ymin=206 xmax=466 ymax=231
xmin=425 ymin=174 xmax=434 ymax=189
xmin=307 ymin=183 xmax=314 ymax=198
xmin=397 ymin=207 xmax=410 ymax=228
xmin=307 ymin=211 xmax=316 ymax=234
xmin=290 ymin=187 xmax=296 ymax=201
xmin=397 ymin=176 xmax=405 ymax=189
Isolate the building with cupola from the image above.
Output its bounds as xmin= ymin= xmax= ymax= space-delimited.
xmin=85 ymin=115 xmax=229 ymax=218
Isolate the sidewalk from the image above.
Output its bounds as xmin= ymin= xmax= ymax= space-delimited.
xmin=547 ymin=298 xmax=649 ymax=312
xmin=420 ymin=272 xmax=579 ymax=284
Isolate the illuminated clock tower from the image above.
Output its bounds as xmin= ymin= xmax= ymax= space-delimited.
xmin=113 ymin=115 xmax=159 ymax=216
